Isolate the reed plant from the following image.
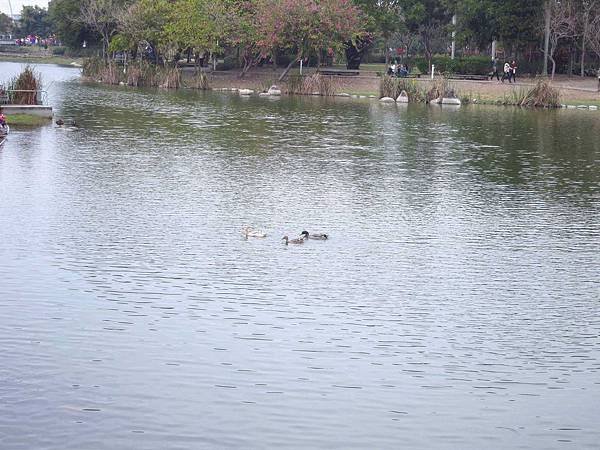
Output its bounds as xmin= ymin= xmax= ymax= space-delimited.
xmin=286 ymin=73 xmax=338 ymax=96
xmin=426 ymin=76 xmax=457 ymax=102
xmin=158 ymin=66 xmax=181 ymax=89
xmin=379 ymin=75 xmax=426 ymax=102
xmin=187 ymin=70 xmax=209 ymax=90
xmin=7 ymin=66 xmax=42 ymax=105
xmin=500 ymin=79 xmax=561 ymax=108
xmin=519 ymin=79 xmax=560 ymax=108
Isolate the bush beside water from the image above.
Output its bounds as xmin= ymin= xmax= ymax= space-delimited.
xmin=82 ymin=57 xmax=203 ymax=90
xmin=379 ymin=75 xmax=426 ymax=102
xmin=6 ymin=66 xmax=42 ymax=105
xmin=286 ymin=74 xmax=338 ymax=96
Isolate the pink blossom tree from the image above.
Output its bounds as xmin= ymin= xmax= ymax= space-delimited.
xmin=254 ymin=0 xmax=365 ymax=81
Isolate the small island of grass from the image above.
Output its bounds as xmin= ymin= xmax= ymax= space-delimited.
xmin=6 ymin=113 xmax=52 ymax=126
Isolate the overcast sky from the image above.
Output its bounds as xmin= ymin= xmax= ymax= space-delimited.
xmin=0 ymin=0 xmax=48 ymax=15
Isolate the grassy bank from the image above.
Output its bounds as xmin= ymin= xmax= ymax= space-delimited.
xmin=0 ymin=54 xmax=83 ymax=67
xmin=5 ymin=114 xmax=52 ymax=126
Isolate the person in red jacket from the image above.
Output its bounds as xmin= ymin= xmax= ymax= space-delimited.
xmin=510 ymin=60 xmax=518 ymax=82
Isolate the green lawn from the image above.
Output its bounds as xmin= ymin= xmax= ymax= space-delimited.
xmin=5 ymin=114 xmax=52 ymax=126
xmin=0 ymin=55 xmax=83 ymax=67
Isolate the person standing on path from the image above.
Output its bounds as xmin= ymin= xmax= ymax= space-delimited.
xmin=490 ymin=58 xmax=500 ymax=81
xmin=502 ymin=62 xmax=512 ymax=83
xmin=510 ymin=60 xmax=518 ymax=82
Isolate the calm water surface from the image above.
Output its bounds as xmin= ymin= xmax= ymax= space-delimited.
xmin=1 ymin=62 xmax=599 ymax=449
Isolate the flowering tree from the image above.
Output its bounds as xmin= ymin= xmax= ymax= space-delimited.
xmin=254 ymin=0 xmax=365 ymax=80
xmin=226 ymin=1 xmax=265 ymax=77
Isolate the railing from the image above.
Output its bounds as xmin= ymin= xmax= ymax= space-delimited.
xmin=0 ymin=89 xmax=48 ymax=106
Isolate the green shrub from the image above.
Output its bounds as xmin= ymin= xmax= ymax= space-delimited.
xmin=216 ymin=55 xmax=239 ymax=71
xmin=51 ymin=46 xmax=66 ymax=56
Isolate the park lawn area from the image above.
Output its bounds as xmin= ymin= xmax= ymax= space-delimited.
xmin=0 ymin=54 xmax=83 ymax=67
xmin=5 ymin=114 xmax=52 ymax=126
xmin=330 ymin=63 xmax=386 ymax=72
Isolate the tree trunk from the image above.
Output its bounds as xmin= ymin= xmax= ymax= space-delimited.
xmin=581 ymin=15 xmax=588 ymax=77
xmin=278 ymin=55 xmax=300 ymax=81
xmin=568 ymin=45 xmax=574 ymax=77
xmin=384 ymin=35 xmax=390 ymax=65
xmin=550 ymin=54 xmax=556 ymax=79
xmin=543 ymin=0 xmax=551 ymax=76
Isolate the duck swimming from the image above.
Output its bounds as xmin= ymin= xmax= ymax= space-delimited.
xmin=282 ymin=235 xmax=305 ymax=245
xmin=300 ymin=230 xmax=328 ymax=240
xmin=242 ymin=226 xmax=267 ymax=238
xmin=55 ymin=118 xmax=64 ymax=126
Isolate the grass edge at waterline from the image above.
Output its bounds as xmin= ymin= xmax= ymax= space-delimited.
xmin=5 ymin=114 xmax=52 ymax=126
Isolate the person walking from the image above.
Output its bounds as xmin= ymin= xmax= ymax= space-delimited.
xmin=510 ymin=60 xmax=518 ymax=83
xmin=490 ymin=58 xmax=500 ymax=81
xmin=501 ymin=62 xmax=512 ymax=83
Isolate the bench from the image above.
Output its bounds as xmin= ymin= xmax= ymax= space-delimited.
xmin=318 ymin=68 xmax=360 ymax=77
xmin=446 ymin=74 xmax=489 ymax=81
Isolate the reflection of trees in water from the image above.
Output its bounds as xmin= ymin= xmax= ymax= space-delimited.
xmin=442 ymin=106 xmax=600 ymax=198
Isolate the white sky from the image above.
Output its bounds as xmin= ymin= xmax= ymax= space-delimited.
xmin=0 ymin=0 xmax=48 ymax=15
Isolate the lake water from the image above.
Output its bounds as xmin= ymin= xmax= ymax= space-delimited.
xmin=1 ymin=62 xmax=599 ymax=449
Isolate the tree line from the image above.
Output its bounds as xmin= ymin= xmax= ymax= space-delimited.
xmin=2 ymin=0 xmax=600 ymax=77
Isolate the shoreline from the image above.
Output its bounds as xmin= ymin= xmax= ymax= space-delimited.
xmin=201 ymin=68 xmax=600 ymax=107
xmin=3 ymin=56 xmax=599 ymax=109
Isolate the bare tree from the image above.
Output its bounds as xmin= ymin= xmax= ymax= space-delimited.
xmin=577 ymin=0 xmax=599 ymax=76
xmin=588 ymin=14 xmax=600 ymax=90
xmin=547 ymin=0 xmax=578 ymax=79
xmin=79 ymin=0 xmax=124 ymax=60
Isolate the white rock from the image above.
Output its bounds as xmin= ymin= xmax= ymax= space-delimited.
xmin=396 ymin=94 xmax=409 ymax=103
xmin=577 ymin=105 xmax=587 ymax=109
xmin=567 ymin=105 xmax=577 ymax=109
xmin=239 ymin=88 xmax=254 ymax=95
xmin=267 ymin=85 xmax=281 ymax=96
xmin=379 ymin=97 xmax=396 ymax=103
xmin=589 ymin=105 xmax=598 ymax=110
xmin=259 ymin=92 xmax=270 ymax=97
xmin=441 ymin=97 xmax=461 ymax=105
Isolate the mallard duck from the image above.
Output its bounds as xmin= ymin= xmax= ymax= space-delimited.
xmin=55 ymin=118 xmax=64 ymax=126
xmin=242 ymin=226 xmax=267 ymax=238
xmin=282 ymin=235 xmax=305 ymax=245
xmin=300 ymin=230 xmax=328 ymax=240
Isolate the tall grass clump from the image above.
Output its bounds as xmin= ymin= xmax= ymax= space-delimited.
xmin=426 ymin=76 xmax=457 ymax=102
xmin=286 ymin=74 xmax=338 ymax=96
xmin=82 ymin=57 xmax=104 ymax=78
xmin=7 ymin=66 xmax=42 ymax=105
xmin=501 ymin=79 xmax=561 ymax=107
xmin=186 ymin=70 xmax=210 ymax=90
xmin=379 ymin=75 xmax=426 ymax=102
xmin=158 ymin=66 xmax=181 ymax=89
xmin=82 ymin=57 xmax=120 ymax=84
xmin=519 ymin=79 xmax=561 ymax=108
